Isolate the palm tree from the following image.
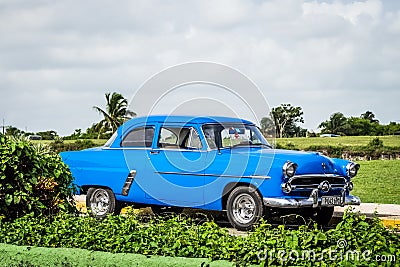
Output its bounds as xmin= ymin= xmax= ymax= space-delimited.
xmin=318 ymin=112 xmax=348 ymax=135
xmin=360 ymin=111 xmax=379 ymax=123
xmin=93 ymin=92 xmax=136 ymax=136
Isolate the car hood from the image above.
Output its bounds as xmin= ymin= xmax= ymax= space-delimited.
xmin=231 ymin=147 xmax=346 ymax=176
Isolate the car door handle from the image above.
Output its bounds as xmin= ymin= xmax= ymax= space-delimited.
xmin=150 ymin=151 xmax=159 ymax=155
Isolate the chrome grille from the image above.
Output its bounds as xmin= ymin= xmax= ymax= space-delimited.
xmin=288 ymin=174 xmax=346 ymax=192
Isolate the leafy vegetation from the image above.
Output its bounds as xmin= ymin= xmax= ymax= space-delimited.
xmin=261 ymin=109 xmax=400 ymax=138
xmin=318 ymin=111 xmax=400 ymax=136
xmin=0 ymin=211 xmax=398 ymax=266
xmin=49 ymin=139 xmax=99 ymax=153
xmin=92 ymin=92 xmax=136 ymax=137
xmin=270 ymin=103 xmax=305 ymax=138
xmin=0 ymin=136 xmax=76 ymax=220
xmin=274 ymin=135 xmax=400 ymax=149
xmin=274 ymin=136 xmax=400 ymax=160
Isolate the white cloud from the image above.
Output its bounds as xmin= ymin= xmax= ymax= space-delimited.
xmin=0 ymin=0 xmax=399 ymax=135
xmin=303 ymin=0 xmax=383 ymax=25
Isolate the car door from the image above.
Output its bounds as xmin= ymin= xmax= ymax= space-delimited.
xmin=201 ymin=124 xmax=270 ymax=209
xmin=145 ymin=123 xmax=207 ymax=207
xmin=119 ymin=124 xmax=156 ymax=204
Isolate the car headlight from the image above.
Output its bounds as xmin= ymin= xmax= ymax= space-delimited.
xmin=283 ymin=161 xmax=298 ymax=178
xmin=346 ymin=162 xmax=360 ymax=178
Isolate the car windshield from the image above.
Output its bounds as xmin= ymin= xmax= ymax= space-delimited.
xmin=202 ymin=123 xmax=271 ymax=149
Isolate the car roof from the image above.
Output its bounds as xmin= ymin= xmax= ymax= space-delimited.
xmin=122 ymin=115 xmax=254 ymax=128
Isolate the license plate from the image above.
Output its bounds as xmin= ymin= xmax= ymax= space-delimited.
xmin=321 ymin=196 xmax=343 ymax=206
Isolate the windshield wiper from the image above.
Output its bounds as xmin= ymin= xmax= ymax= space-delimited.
xmin=230 ymin=142 xmax=272 ymax=149
xmin=250 ymin=143 xmax=273 ymax=148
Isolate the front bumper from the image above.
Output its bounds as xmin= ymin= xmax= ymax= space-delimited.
xmin=263 ymin=189 xmax=361 ymax=208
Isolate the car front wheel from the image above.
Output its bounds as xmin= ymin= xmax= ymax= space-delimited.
xmin=86 ymin=188 xmax=121 ymax=218
xmin=226 ymin=186 xmax=264 ymax=231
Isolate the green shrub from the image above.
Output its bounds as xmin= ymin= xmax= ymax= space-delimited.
xmin=368 ymin=137 xmax=384 ymax=149
xmin=0 ymin=211 xmax=398 ymax=266
xmin=0 ymin=136 xmax=76 ymax=220
xmin=50 ymin=139 xmax=98 ymax=153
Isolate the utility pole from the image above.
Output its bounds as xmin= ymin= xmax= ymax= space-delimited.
xmin=1 ymin=118 xmax=5 ymax=135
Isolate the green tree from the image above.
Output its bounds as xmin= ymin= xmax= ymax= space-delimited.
xmin=270 ymin=104 xmax=304 ymax=138
xmin=361 ymin=110 xmax=379 ymax=123
xmin=93 ymin=92 xmax=136 ymax=137
xmin=384 ymin=122 xmax=400 ymax=135
xmin=36 ymin=130 xmax=58 ymax=140
xmin=260 ymin=116 xmax=275 ymax=136
xmin=345 ymin=117 xmax=373 ymax=136
xmin=5 ymin=126 xmax=24 ymax=137
xmin=318 ymin=112 xmax=348 ymax=135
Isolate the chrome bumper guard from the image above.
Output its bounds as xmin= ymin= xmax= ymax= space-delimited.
xmin=263 ymin=189 xmax=361 ymax=208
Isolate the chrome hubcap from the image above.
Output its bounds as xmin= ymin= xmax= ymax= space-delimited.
xmin=90 ymin=189 xmax=110 ymax=216
xmin=232 ymin=193 xmax=256 ymax=224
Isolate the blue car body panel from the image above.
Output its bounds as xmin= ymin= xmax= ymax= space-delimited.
xmin=60 ymin=115 xmax=360 ymax=211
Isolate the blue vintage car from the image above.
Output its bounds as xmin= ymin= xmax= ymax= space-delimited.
xmin=61 ymin=115 xmax=360 ymax=230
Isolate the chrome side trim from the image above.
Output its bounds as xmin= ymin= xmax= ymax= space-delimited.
xmin=155 ymin=171 xmax=270 ymax=179
xmin=121 ymin=170 xmax=137 ymax=196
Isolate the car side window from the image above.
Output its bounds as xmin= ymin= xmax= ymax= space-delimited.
xmin=184 ymin=127 xmax=202 ymax=149
xmin=202 ymin=125 xmax=218 ymax=149
xmin=158 ymin=128 xmax=179 ymax=149
xmin=158 ymin=127 xmax=202 ymax=150
xmin=121 ymin=127 xmax=154 ymax=147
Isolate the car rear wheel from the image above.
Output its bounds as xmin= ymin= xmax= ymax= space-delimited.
xmin=226 ymin=186 xmax=264 ymax=231
xmin=86 ymin=188 xmax=121 ymax=218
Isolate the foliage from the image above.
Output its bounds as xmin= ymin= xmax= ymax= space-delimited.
xmin=260 ymin=116 xmax=275 ymax=137
xmin=64 ymin=124 xmax=111 ymax=140
xmin=35 ymin=130 xmax=58 ymax=140
xmin=318 ymin=112 xmax=348 ymax=135
xmin=5 ymin=126 xmax=25 ymax=137
xmin=0 ymin=136 xmax=76 ymax=220
xmin=270 ymin=104 xmax=304 ymax=138
xmin=93 ymin=92 xmax=136 ymax=136
xmin=0 ymin=211 xmax=398 ymax=266
xmin=367 ymin=137 xmax=383 ymax=149
xmin=361 ymin=110 xmax=379 ymax=123
xmin=49 ymin=139 xmax=98 ymax=153
xmin=274 ymin=135 xmax=400 ymax=149
xmin=319 ymin=111 xmax=400 ymax=136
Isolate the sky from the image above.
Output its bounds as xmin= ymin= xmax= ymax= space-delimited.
xmin=0 ymin=0 xmax=399 ymax=135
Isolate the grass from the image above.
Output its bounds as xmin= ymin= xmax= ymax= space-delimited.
xmin=352 ymin=160 xmax=400 ymax=204
xmin=0 ymin=243 xmax=235 ymax=267
xmin=270 ymin=135 xmax=400 ymax=149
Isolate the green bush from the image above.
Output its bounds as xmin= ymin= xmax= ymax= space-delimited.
xmin=368 ymin=137 xmax=384 ymax=149
xmin=0 ymin=136 xmax=76 ymax=220
xmin=50 ymin=139 xmax=98 ymax=153
xmin=0 ymin=211 xmax=398 ymax=266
